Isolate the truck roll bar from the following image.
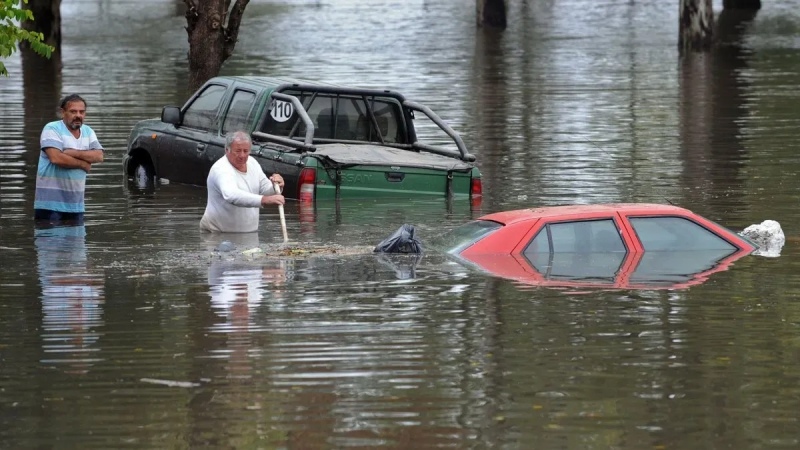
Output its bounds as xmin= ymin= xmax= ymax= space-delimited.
xmin=404 ymin=100 xmax=476 ymax=162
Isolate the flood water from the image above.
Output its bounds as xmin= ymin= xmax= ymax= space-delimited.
xmin=2 ymin=0 xmax=800 ymax=448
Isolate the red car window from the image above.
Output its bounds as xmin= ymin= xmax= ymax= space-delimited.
xmin=629 ymin=217 xmax=736 ymax=251
xmin=433 ymin=220 xmax=502 ymax=254
xmin=524 ymin=219 xmax=625 ymax=254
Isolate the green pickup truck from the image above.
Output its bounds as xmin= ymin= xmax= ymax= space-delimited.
xmin=124 ymin=76 xmax=482 ymax=201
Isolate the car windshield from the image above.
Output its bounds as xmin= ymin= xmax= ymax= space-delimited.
xmin=429 ymin=220 xmax=502 ymax=254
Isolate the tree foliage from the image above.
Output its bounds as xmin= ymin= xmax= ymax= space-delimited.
xmin=0 ymin=0 xmax=54 ymax=76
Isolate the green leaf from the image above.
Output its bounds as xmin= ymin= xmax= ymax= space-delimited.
xmin=0 ymin=0 xmax=54 ymax=76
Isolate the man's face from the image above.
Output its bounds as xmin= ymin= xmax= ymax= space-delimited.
xmin=61 ymin=100 xmax=86 ymax=131
xmin=226 ymin=139 xmax=250 ymax=171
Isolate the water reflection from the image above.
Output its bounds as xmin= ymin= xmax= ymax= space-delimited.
xmin=678 ymin=9 xmax=757 ymax=220
xmin=35 ymin=225 xmax=105 ymax=374
xmin=2 ymin=0 xmax=800 ymax=447
xmin=207 ymin=257 xmax=285 ymax=373
xmin=207 ymin=255 xmax=287 ymax=330
xmin=471 ymin=28 xmax=508 ymax=206
xmin=181 ymin=231 xmax=291 ymax=448
xmin=461 ymin=248 xmax=750 ymax=291
xmin=201 ymin=231 xmax=289 ymax=330
xmin=298 ymin=197 xmax=483 ymax=245
xmin=375 ymin=253 xmax=422 ymax=280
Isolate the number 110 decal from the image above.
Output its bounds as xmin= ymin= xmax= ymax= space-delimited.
xmin=270 ymin=100 xmax=294 ymax=123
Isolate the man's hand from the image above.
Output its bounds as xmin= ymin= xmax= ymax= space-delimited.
xmin=261 ymin=194 xmax=285 ymax=207
xmin=269 ymin=174 xmax=285 ymax=191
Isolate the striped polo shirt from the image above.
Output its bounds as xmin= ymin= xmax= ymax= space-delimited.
xmin=35 ymin=120 xmax=103 ymax=213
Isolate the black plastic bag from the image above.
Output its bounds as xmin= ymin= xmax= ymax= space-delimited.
xmin=373 ymin=224 xmax=423 ymax=254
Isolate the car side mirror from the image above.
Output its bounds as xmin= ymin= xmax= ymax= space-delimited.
xmin=161 ymin=106 xmax=182 ymax=126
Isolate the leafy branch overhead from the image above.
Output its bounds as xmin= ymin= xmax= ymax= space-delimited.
xmin=0 ymin=0 xmax=54 ymax=76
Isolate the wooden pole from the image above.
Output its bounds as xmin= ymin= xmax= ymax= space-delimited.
xmin=273 ymin=181 xmax=288 ymax=244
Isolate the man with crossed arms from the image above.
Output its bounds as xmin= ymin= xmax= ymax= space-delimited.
xmin=34 ymin=94 xmax=104 ymax=225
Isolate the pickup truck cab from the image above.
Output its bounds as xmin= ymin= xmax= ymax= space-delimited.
xmin=124 ymin=76 xmax=482 ymax=201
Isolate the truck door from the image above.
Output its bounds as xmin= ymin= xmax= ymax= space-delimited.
xmin=162 ymin=83 xmax=227 ymax=185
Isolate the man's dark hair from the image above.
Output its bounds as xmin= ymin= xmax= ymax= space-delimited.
xmin=60 ymin=94 xmax=86 ymax=109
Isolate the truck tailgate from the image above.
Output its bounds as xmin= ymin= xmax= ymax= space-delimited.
xmin=309 ymin=143 xmax=474 ymax=198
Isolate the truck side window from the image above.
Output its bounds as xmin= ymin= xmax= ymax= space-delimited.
xmin=260 ymin=91 xmax=407 ymax=145
xmin=182 ymin=84 xmax=227 ymax=131
xmin=222 ymin=90 xmax=256 ymax=134
xmin=371 ymin=100 xmax=405 ymax=144
xmin=331 ymin=96 xmax=406 ymax=143
xmin=305 ymin=95 xmax=336 ymax=138
xmin=261 ymin=91 xmax=310 ymax=137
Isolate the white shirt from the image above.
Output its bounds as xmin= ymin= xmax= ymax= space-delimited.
xmin=199 ymin=156 xmax=277 ymax=233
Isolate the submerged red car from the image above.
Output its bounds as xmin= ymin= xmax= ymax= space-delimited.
xmin=432 ymin=203 xmax=757 ymax=290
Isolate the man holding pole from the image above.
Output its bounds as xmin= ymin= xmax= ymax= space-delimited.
xmin=199 ymin=130 xmax=285 ymax=233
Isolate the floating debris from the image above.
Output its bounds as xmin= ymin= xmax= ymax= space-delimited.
xmin=215 ymin=240 xmax=235 ymax=252
xmin=263 ymin=242 xmax=371 ymax=258
xmin=140 ymin=378 xmax=201 ymax=388
xmin=208 ymin=241 xmax=373 ymax=262
xmin=739 ymin=220 xmax=785 ymax=258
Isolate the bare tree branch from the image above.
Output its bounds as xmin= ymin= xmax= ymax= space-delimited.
xmin=184 ymin=0 xmax=199 ymax=31
xmin=223 ymin=0 xmax=250 ymax=59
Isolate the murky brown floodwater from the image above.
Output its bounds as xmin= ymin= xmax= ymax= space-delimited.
xmin=3 ymin=0 xmax=800 ymax=448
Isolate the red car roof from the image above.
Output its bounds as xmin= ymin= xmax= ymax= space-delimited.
xmin=479 ymin=203 xmax=693 ymax=225
xmin=455 ymin=203 xmax=757 ymax=290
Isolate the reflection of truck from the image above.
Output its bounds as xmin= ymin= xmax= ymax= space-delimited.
xmin=124 ymin=76 xmax=482 ymax=201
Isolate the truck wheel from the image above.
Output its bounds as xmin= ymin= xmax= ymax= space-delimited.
xmin=132 ymin=162 xmax=155 ymax=189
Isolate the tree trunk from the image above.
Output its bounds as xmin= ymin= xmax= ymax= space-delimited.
xmin=679 ymin=0 xmax=714 ymax=53
xmin=22 ymin=45 xmax=62 ymax=201
xmin=20 ymin=0 xmax=62 ymax=176
xmin=476 ymin=0 xmax=507 ymax=29
xmin=723 ymin=0 xmax=761 ymax=9
xmin=184 ymin=0 xmax=250 ymax=92
xmin=21 ymin=0 xmax=62 ymax=50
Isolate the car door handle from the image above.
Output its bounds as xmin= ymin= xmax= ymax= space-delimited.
xmin=196 ymin=143 xmax=206 ymax=151
xmin=385 ymin=171 xmax=405 ymax=182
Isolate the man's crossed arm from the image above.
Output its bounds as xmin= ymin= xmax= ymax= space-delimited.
xmin=44 ymin=148 xmax=104 ymax=173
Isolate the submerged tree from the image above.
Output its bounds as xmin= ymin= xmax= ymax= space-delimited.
xmin=0 ymin=0 xmax=54 ymax=76
xmin=679 ymin=0 xmax=714 ymax=52
xmin=476 ymin=0 xmax=506 ymax=29
xmin=21 ymin=0 xmax=60 ymax=49
xmin=184 ymin=0 xmax=250 ymax=92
